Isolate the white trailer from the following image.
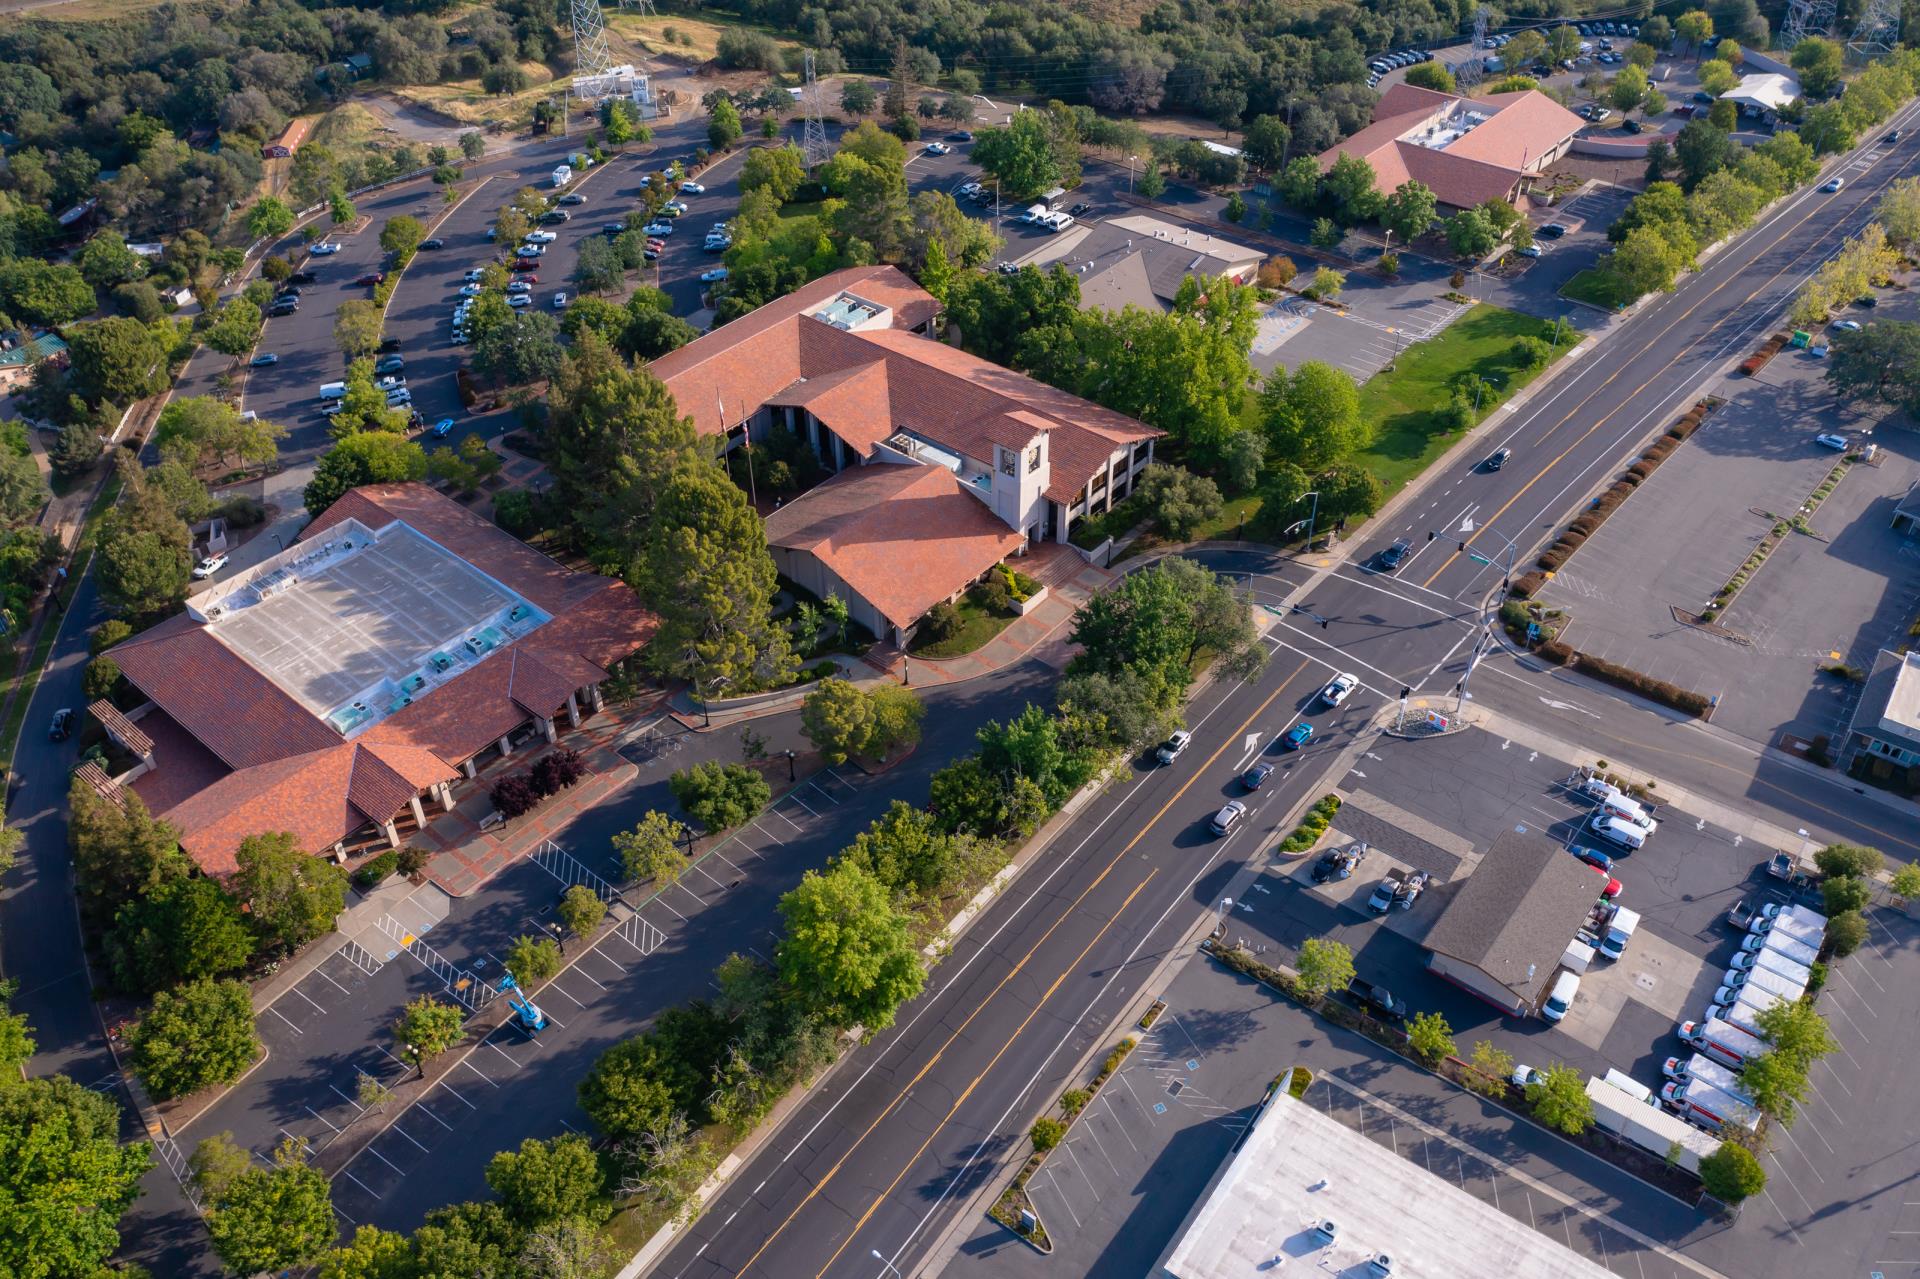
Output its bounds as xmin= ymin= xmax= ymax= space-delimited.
xmin=1588 ymin=1077 xmax=1719 ymax=1173
xmin=1713 ymin=986 xmax=1786 ymax=1038
xmin=1752 ymin=947 xmax=1813 ymax=986
xmin=1745 ymin=929 xmax=1818 ymax=968
xmin=1762 ymin=910 xmax=1824 ymax=949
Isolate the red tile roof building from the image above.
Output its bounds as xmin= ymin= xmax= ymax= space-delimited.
xmin=652 ymin=266 xmax=1161 ymax=641
xmin=1319 ymin=83 xmax=1585 ymax=211
xmin=104 ymin=483 xmax=655 ymax=875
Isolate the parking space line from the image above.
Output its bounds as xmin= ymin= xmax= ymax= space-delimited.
xmin=311 ymin=965 xmax=353 ymax=996
xmin=330 ymin=1084 xmax=366 ymax=1112
xmin=567 ymin=964 xmax=608 ymax=991
xmin=461 ymin=1059 xmax=501 ymax=1088
xmin=305 ymin=1107 xmax=343 ymax=1136
xmin=1761 ymin=1188 xmax=1805 ymax=1245
xmin=694 ymin=861 xmax=731 ymax=891
xmin=340 ymin=1169 xmax=384 ymax=1200
xmin=365 ymin=1145 xmax=407 ymax=1176
xmin=415 ymin=1100 xmax=455 ymax=1130
xmin=265 ymin=1006 xmax=303 ymax=1035
xmin=654 ymin=894 xmax=690 ymax=922
xmin=290 ymin=986 xmax=328 ymax=1016
xmin=783 ymin=790 xmax=819 ymax=818
xmin=488 ymin=1042 xmax=524 ymax=1070
xmin=436 ymin=1081 xmax=477 ymax=1110
xmin=547 ymin=982 xmax=587 ymax=1008
xmin=389 ymin=1123 xmax=431 ymax=1154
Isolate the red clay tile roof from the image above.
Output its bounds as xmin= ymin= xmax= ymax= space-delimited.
xmin=128 ymin=707 xmax=232 ymax=818
xmin=764 ymin=465 xmax=1024 ymax=629
xmin=1319 ymin=83 xmax=1581 ymax=210
xmin=651 ymin=266 xmax=936 ymax=436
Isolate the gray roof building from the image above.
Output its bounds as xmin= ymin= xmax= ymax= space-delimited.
xmin=1892 ymin=482 xmax=1920 ymax=537
xmin=1423 ymin=831 xmax=1600 ymax=1016
xmin=1848 ymin=649 xmax=1920 ymax=768
xmin=1013 ymin=214 xmax=1263 ymax=314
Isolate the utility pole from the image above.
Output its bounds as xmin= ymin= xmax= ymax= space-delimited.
xmin=1300 ymin=490 xmax=1320 ymax=551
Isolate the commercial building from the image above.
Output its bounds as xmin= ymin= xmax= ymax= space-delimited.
xmin=1891 ymin=481 xmax=1920 ymax=536
xmin=1721 ymin=73 xmax=1801 ymax=119
xmin=1319 ymin=82 xmax=1586 ymax=211
xmin=97 ymin=483 xmax=654 ymax=875
xmin=1422 ymin=831 xmax=1602 ymax=1016
xmin=651 ymin=265 xmax=1161 ymax=643
xmin=261 ymin=117 xmax=312 ymax=160
xmin=1014 ymin=214 xmax=1264 ymax=315
xmin=1847 ymin=648 xmax=1920 ymax=770
xmin=1161 ymin=1080 xmax=1617 ymax=1279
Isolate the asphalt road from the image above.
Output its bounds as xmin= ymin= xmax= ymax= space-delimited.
xmin=652 ymin=99 xmax=1920 ymax=1279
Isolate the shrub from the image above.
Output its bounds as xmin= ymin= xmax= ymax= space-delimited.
xmin=1030 ymin=1116 xmax=1067 ymax=1152
xmin=396 ymin=846 xmax=432 ymax=878
xmin=1060 ymin=1088 xmax=1089 ymax=1118
xmin=83 ymin=655 xmax=122 ymax=702
xmin=1509 ymin=571 xmax=1545 ymax=599
xmin=490 ymin=772 xmax=540 ymax=819
xmin=494 ymin=489 xmax=539 ymax=538
xmin=355 ymin=850 xmax=399 ymax=888
xmin=1826 ymin=909 xmax=1867 ymax=956
xmin=1277 ymin=794 xmax=1342 ymax=853
xmin=979 ymin=573 xmax=1013 ymax=613
xmin=531 ymin=747 xmax=587 ymax=796
xmin=921 ymin=600 xmax=962 ymax=641
xmin=1538 ymin=639 xmax=1574 ymax=665
xmin=1627 ymin=461 xmax=1654 ymax=480
xmin=1699 ymin=1141 xmax=1767 ymax=1202
xmin=91 ymin=619 xmax=133 ymax=655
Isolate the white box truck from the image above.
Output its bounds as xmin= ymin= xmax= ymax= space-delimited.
xmin=1782 ymin=903 xmax=1829 ymax=932
xmin=551 ymin=164 xmax=573 ymax=188
xmin=1750 ymin=947 xmax=1813 ymax=986
xmin=1724 ymin=963 xmax=1805 ymax=1003
xmin=1664 ymin=1053 xmax=1754 ymax=1104
xmin=1712 ymin=987 xmax=1785 ymax=1038
xmin=1681 ymin=1015 xmax=1765 ymax=1068
xmin=1744 ymin=928 xmax=1818 ymax=968
xmin=1760 ymin=910 xmax=1823 ymax=949
xmin=1587 ymin=1076 xmax=1719 ymax=1174
xmin=1662 ymin=1078 xmax=1761 ymax=1135
xmin=1598 ymin=907 xmax=1641 ymax=959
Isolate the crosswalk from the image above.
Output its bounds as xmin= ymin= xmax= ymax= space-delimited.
xmin=372 ymin=914 xmax=499 ymax=1012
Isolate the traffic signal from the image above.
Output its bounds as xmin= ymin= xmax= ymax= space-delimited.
xmin=1458 ymin=541 xmax=1468 ymax=552
xmin=1398 ymin=686 xmax=1410 ymax=700
xmin=1320 ymin=617 xmax=1329 ymax=629
xmin=1427 ymin=530 xmax=1436 ymax=541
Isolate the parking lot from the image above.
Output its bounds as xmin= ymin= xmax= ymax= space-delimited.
xmin=1537 ymin=313 xmax=1920 ymax=755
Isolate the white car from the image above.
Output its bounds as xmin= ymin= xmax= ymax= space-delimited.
xmin=506 ymin=293 xmax=531 ymax=308
xmin=700 ymin=267 xmax=729 ymax=283
xmin=1820 ymin=177 xmax=1844 ymax=192
xmin=925 ymin=141 xmax=951 ymax=155
xmin=459 ymin=283 xmax=483 ymax=297
xmin=517 ymin=243 xmax=547 ymax=256
xmin=552 ymin=292 xmax=569 ymax=309
xmin=661 ymin=200 xmax=688 ymax=215
xmin=523 ymin=231 xmax=558 ymax=244
xmin=1831 ymin=318 xmax=1863 ymax=331
xmin=1512 ymin=1064 xmax=1542 ymax=1088
xmin=191 ymin=553 xmax=229 ymax=580
xmin=1814 ymin=432 xmax=1850 ymax=451
xmin=1155 ymin=730 xmax=1192 ymax=764
xmin=1517 ymin=244 xmax=1543 ymax=258
xmin=309 ymin=242 xmax=341 ymax=255
xmin=1319 ymin=673 xmax=1359 ymax=707
xmin=506 ymin=281 xmax=531 ymax=295
xmin=644 ymin=221 xmax=674 ymax=236
xmin=375 ymin=375 xmax=405 ymax=391
xmin=680 ymin=180 xmax=705 ymax=194
xmin=959 ymin=180 xmax=982 ymax=195
xmin=464 ymin=268 xmax=487 ymax=282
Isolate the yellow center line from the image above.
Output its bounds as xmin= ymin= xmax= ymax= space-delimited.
xmin=727 ymin=660 xmax=1312 ymax=1278
xmin=1421 ymin=146 xmax=1920 ymax=590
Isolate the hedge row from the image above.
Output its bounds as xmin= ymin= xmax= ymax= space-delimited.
xmin=1561 ymin=649 xmax=1711 ymax=716
xmin=1278 ymin=794 xmax=1342 ymax=854
xmin=1514 ymin=401 xmax=1714 ymax=595
xmin=1739 ymin=332 xmax=1788 ymax=376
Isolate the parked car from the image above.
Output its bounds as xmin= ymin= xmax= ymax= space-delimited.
xmin=553 ymin=292 xmax=569 ymax=309
xmin=1815 ymin=432 xmax=1850 ymax=450
xmin=266 ymin=300 xmax=297 ymax=316
xmin=1312 ymin=844 xmax=1367 ymax=882
xmin=460 ymin=283 xmax=484 ymax=297
xmin=1367 ymin=871 xmax=1405 ymax=913
xmin=289 ymin=270 xmax=318 ymax=284
xmin=506 ymin=281 xmax=532 ymax=294
xmin=540 ymin=210 xmax=571 ymax=224
xmin=1512 ymin=1063 xmax=1542 ymax=1088
xmin=1571 ymin=845 xmax=1614 ymax=872
xmin=354 ymin=272 xmax=386 ymax=285
xmin=1319 ymin=672 xmax=1358 ymax=707
xmin=192 ymin=553 xmax=229 ymax=579
xmin=1829 ymin=319 xmax=1861 ymax=333
xmin=506 ymin=293 xmax=531 ymax=308
xmin=699 ymin=266 xmax=730 ymax=283
xmin=48 ymin=708 xmax=73 ymax=741
xmin=924 ymin=142 xmax=951 ymax=155
xmin=644 ymin=222 xmax=674 ymax=236
xmin=523 ymin=230 xmax=558 ymax=244
xmin=1242 ymin=761 xmax=1275 ymax=791
xmin=947 ymin=130 xmax=974 ymax=141
xmin=375 ymin=355 xmax=406 ymax=374
xmin=309 ymin=242 xmax=341 ymax=255
xmin=1518 ymin=244 xmax=1543 ymax=258
xmin=558 ymin=192 xmax=587 ymax=205
xmin=1346 ymin=977 xmax=1408 ymax=1020
xmin=1155 ymin=730 xmax=1192 ymax=764
xmin=517 ymin=244 xmax=547 ymax=256
xmin=378 ymin=337 xmax=403 ymax=353
xmin=249 ymin=353 xmax=279 ymax=366
xmin=1069 ymin=202 xmax=1091 ymax=216
xmin=1281 ymin=722 xmax=1314 ymax=751
xmin=432 ymin=418 xmax=456 ymax=437
xmin=419 ymin=238 xmax=445 ymax=250
xmin=1537 ymin=223 xmax=1568 ymax=239
xmin=679 ymin=180 xmax=706 ymax=194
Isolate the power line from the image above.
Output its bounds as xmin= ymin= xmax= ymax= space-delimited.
xmin=802 ymin=50 xmax=832 ymax=169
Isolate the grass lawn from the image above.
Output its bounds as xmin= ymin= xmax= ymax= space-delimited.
xmin=909 ymin=586 xmax=1017 ymax=659
xmin=1561 ymin=266 xmax=1639 ymax=311
xmin=605 ymin=11 xmax=802 ymax=64
xmin=1347 ymin=303 xmax=1574 ymax=497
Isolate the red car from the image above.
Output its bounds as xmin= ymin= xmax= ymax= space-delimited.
xmin=354 ymin=272 xmax=386 ymax=286
xmin=512 ymin=257 xmax=540 ymax=270
xmin=510 ymin=272 xmax=538 ymax=283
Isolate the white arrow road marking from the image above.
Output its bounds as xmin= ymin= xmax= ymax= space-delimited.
xmin=1349 ymin=769 xmax=1367 ymax=778
xmin=1502 ymin=740 xmax=1512 ymax=750
xmin=1528 ymin=751 xmax=1538 ymax=762
xmin=1235 ymin=733 xmax=1265 ymax=770
xmin=1734 ymin=835 xmax=1743 ymax=847
xmin=1538 ymin=696 xmax=1601 ymax=718
xmin=1363 ymin=751 xmax=1384 ymax=761
xmin=1698 ymin=818 xmax=1707 ymax=831
xmin=1459 ymin=514 xmax=1476 ymax=532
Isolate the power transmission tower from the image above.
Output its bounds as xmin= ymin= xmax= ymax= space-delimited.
xmin=1848 ymin=0 xmax=1900 ymax=60
xmin=1458 ymin=6 xmax=1491 ymax=90
xmin=1779 ymin=0 xmax=1836 ymax=50
xmin=802 ymin=50 xmax=832 ymax=169
xmin=618 ymin=0 xmax=657 ymax=12
xmin=571 ymin=0 xmax=613 ymax=78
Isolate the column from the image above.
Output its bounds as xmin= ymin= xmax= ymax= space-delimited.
xmin=383 ymin=820 xmax=402 ymax=848
xmin=409 ymin=795 xmax=427 ymax=827
xmin=438 ymin=782 xmax=456 ymax=811
xmin=566 ymin=692 xmax=581 ymax=728
xmin=589 ymin=683 xmax=605 ymax=713
xmin=498 ymin=734 xmax=513 ymax=758
xmin=541 ymin=716 xmax=558 ymax=744
xmin=463 ymin=758 xmax=478 ymax=780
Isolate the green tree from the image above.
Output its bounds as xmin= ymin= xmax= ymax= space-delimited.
xmin=76 ymin=231 xmax=144 ymax=290
xmin=245 ymin=196 xmax=295 ymax=241
xmin=1814 ymin=842 xmax=1884 ymax=880
xmin=1675 ymin=9 xmax=1715 ymax=52
xmin=474 ymin=309 xmax=565 ymax=388
xmin=1525 ymin=1062 xmax=1593 ymax=1135
xmin=578 ymin=1035 xmax=690 ymax=1141
xmin=485 ymin=1133 xmax=603 ymax=1227
xmin=1241 ymin=115 xmax=1292 ymax=170
xmin=202 ymin=297 xmax=263 ymax=357
xmin=1753 ymin=998 xmax=1838 ymax=1065
xmin=739 ymin=144 xmax=806 ymax=203
xmin=233 ymin=830 xmax=348 ymax=952
xmin=840 ymin=800 xmax=984 ymax=902
xmin=1322 ymin=152 xmax=1383 ymax=224
xmin=0 ymin=447 xmax=47 ymax=528
xmin=1822 ymin=875 xmax=1872 ymax=915
xmin=1404 ymin=61 xmax=1456 ymax=93
xmin=972 ymin=109 xmax=1063 ymax=201
xmin=1698 ymin=1141 xmax=1767 ymax=1202
xmin=613 ymin=811 xmax=690 ymax=886
xmin=334 ymin=297 xmax=385 ymax=359
xmin=66 ymin=317 xmax=163 ymax=406
xmin=801 ymin=678 xmax=877 ymax=765
xmin=1696 ymin=59 xmax=1738 ymax=98
xmin=1381 ymin=180 xmax=1438 ymax=245
xmin=1799 ymin=101 xmax=1856 ymax=155
xmin=393 ymin=996 xmax=466 ymax=1076
xmin=1294 ymin=936 xmax=1354 ymax=1000
xmin=1739 ymin=1049 xmax=1810 ymax=1127
xmin=461 ymin=131 xmax=487 ymax=160
xmin=1611 ymin=223 xmax=1691 ymax=295
xmin=708 ymin=96 xmax=743 ymax=151
xmin=204 ymin=1137 xmax=336 ymax=1275
xmin=1827 ymin=909 xmax=1868 ymax=956
xmin=669 ymin=761 xmax=772 ymax=832
xmin=1445 ymin=208 xmax=1498 ymax=258
xmin=1260 ymin=360 xmax=1367 ymax=470
xmin=1308 ymin=265 xmax=1345 ymax=299
xmin=1224 ymin=190 xmax=1247 ymax=222
xmin=1791 ymin=36 xmax=1845 ymax=97
xmin=1279 ymin=156 xmax=1321 ymax=209
xmin=186 ymin=1132 xmax=253 ymax=1203
xmin=644 ymin=462 xmax=794 ymax=692
xmin=105 ymin=875 xmax=253 ymax=992
xmin=1610 ymin=64 xmax=1651 ymax=113
xmin=1878 ymin=177 xmax=1920 ymax=251
xmin=505 ymin=934 xmax=563 ymax=987
xmin=155 ymin=395 xmax=283 ymax=472
xmin=330 ymin=189 xmax=356 ymax=226
xmin=779 ymin=862 xmax=924 ymax=1030
xmin=1889 ymin=860 xmax=1920 ymax=902
xmin=0 ymin=983 xmax=32 ymax=1074
xmin=840 ymin=79 xmax=877 ymax=116
xmin=379 ymin=214 xmax=426 ymax=260
xmin=305 ymin=431 xmax=428 ymax=514
xmin=1406 ymin=1011 xmax=1455 ymax=1067
xmin=126 ymin=979 xmax=260 ymax=1100
xmin=1134 ymin=463 xmax=1223 ymax=539
xmin=1136 ymin=164 xmax=1166 ymax=199
xmin=0 ymin=259 xmax=98 ymax=326
xmin=318 ymin=1224 xmax=413 ymax=1279
xmin=1463 ymin=1040 xmax=1515 ymax=1098
xmin=67 ymin=779 xmax=188 ymax=926
xmin=556 ymin=884 xmax=606 ymax=948
xmin=0 ymin=1076 xmax=151 ymax=1279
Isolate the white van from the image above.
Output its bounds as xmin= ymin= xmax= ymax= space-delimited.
xmin=1588 ymin=812 xmax=1647 ymax=850
xmin=318 ymin=381 xmax=347 ymax=402
xmin=1600 ymin=795 xmax=1657 ymax=833
xmin=1542 ymin=970 xmax=1580 ymax=1022
xmin=1045 ymin=212 xmax=1076 ymax=233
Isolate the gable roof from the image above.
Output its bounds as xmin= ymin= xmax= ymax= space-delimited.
xmin=763 ymin=465 xmax=1024 ymax=629
xmin=1851 ymin=649 xmax=1920 ymax=754
xmin=1423 ymin=832 xmax=1600 ymax=1001
xmin=1320 ymin=82 xmax=1584 ymax=209
xmin=652 ymin=267 xmax=1161 ymax=505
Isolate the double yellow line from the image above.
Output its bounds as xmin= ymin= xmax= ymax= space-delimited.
xmin=729 ymin=660 xmax=1312 ymax=1278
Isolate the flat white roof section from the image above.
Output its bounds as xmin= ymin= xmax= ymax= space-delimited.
xmin=196 ymin=518 xmax=548 ymax=731
xmin=1162 ymin=1085 xmax=1618 ymax=1279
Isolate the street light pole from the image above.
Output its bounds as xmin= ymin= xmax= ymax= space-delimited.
xmin=871 ymin=1251 xmax=904 ymax=1279
xmin=1300 ymin=490 xmax=1320 ymax=551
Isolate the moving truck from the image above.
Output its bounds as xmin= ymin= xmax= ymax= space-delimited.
xmin=1711 ymin=987 xmax=1785 ymax=1038
xmin=1661 ymin=1079 xmax=1762 ymax=1134
xmin=1749 ymin=947 xmax=1813 ymax=986
xmin=1599 ymin=907 xmax=1641 ymax=960
xmin=1663 ymin=1053 xmax=1754 ymax=1103
xmin=1723 ymin=963 xmax=1805 ymax=1003
xmin=1742 ymin=929 xmax=1818 ymax=968
xmin=1680 ymin=1015 xmax=1765 ymax=1069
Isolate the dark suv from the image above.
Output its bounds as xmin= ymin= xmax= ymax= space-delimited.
xmin=1376 ymin=539 xmax=1412 ymax=571
xmin=1346 ymin=977 xmax=1408 ymax=1020
xmin=48 ymin=708 xmax=73 ymax=741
